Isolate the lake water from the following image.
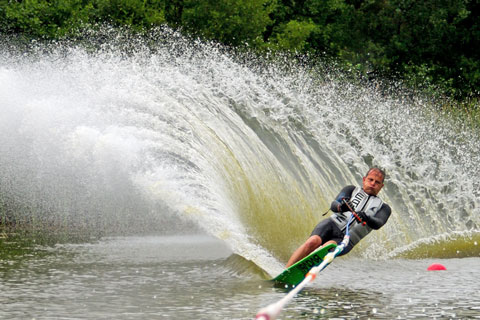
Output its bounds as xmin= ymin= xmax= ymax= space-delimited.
xmin=1 ymin=235 xmax=478 ymax=319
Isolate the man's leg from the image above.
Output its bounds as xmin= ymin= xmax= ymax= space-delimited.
xmin=286 ymin=235 xmax=322 ymax=268
xmin=286 ymin=237 xmax=339 ymax=268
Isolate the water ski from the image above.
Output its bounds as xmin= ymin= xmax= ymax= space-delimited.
xmin=272 ymin=243 xmax=337 ymax=286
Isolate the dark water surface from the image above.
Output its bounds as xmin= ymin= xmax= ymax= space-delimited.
xmin=1 ymin=236 xmax=479 ymax=319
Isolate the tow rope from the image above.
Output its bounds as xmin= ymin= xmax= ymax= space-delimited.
xmin=255 ymin=203 xmax=360 ymax=320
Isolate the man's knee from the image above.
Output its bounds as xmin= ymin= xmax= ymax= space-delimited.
xmin=304 ymin=235 xmax=322 ymax=252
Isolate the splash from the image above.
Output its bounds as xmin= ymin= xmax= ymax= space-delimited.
xmin=388 ymin=232 xmax=480 ymax=259
xmin=1 ymin=28 xmax=479 ymax=274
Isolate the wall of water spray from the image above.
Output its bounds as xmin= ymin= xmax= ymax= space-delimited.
xmin=1 ymin=27 xmax=478 ymax=271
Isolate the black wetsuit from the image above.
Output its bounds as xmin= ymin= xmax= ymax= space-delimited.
xmin=310 ymin=185 xmax=391 ymax=255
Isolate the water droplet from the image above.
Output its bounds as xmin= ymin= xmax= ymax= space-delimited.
xmin=372 ymin=308 xmax=377 ymax=314
xmin=258 ymin=285 xmax=262 ymax=289
xmin=474 ymin=241 xmax=478 ymax=246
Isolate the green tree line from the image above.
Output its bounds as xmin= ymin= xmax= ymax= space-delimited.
xmin=1 ymin=0 xmax=479 ymax=100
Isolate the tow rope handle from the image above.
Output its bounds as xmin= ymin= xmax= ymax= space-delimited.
xmin=342 ymin=199 xmax=366 ymax=226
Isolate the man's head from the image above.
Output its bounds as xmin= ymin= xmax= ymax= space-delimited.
xmin=362 ymin=167 xmax=385 ymax=196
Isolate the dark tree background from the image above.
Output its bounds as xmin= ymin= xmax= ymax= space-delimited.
xmin=1 ymin=0 xmax=479 ymax=100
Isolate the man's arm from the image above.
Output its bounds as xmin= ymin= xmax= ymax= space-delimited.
xmin=330 ymin=185 xmax=356 ymax=212
xmin=362 ymin=204 xmax=391 ymax=229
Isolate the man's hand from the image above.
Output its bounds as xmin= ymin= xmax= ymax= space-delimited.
xmin=356 ymin=211 xmax=370 ymax=223
xmin=339 ymin=198 xmax=353 ymax=212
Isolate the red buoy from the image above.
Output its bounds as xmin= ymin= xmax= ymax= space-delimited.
xmin=427 ymin=263 xmax=446 ymax=271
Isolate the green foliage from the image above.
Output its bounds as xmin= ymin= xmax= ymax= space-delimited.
xmin=90 ymin=0 xmax=166 ymax=28
xmin=0 ymin=0 xmax=88 ymax=37
xmin=0 ymin=0 xmax=166 ymax=38
xmin=268 ymin=0 xmax=356 ymax=55
xmin=270 ymin=19 xmax=317 ymax=51
xmin=181 ymin=0 xmax=275 ymax=46
xmin=0 ymin=0 xmax=479 ymax=99
xmin=342 ymin=0 xmax=480 ymax=99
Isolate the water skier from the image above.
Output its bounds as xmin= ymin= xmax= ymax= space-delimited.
xmin=286 ymin=167 xmax=392 ymax=267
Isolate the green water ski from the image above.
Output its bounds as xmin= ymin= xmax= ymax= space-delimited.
xmin=273 ymin=243 xmax=337 ymax=286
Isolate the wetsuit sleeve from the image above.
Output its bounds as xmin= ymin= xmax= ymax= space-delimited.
xmin=330 ymin=185 xmax=356 ymax=212
xmin=364 ymin=203 xmax=391 ymax=229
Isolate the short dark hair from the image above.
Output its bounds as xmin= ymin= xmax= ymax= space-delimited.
xmin=366 ymin=167 xmax=386 ymax=183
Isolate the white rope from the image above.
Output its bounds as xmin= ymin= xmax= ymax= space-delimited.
xmin=255 ymin=236 xmax=350 ymax=320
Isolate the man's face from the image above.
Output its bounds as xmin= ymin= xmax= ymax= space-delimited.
xmin=362 ymin=170 xmax=384 ymax=196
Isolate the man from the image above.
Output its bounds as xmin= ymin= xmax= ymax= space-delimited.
xmin=286 ymin=167 xmax=391 ymax=267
